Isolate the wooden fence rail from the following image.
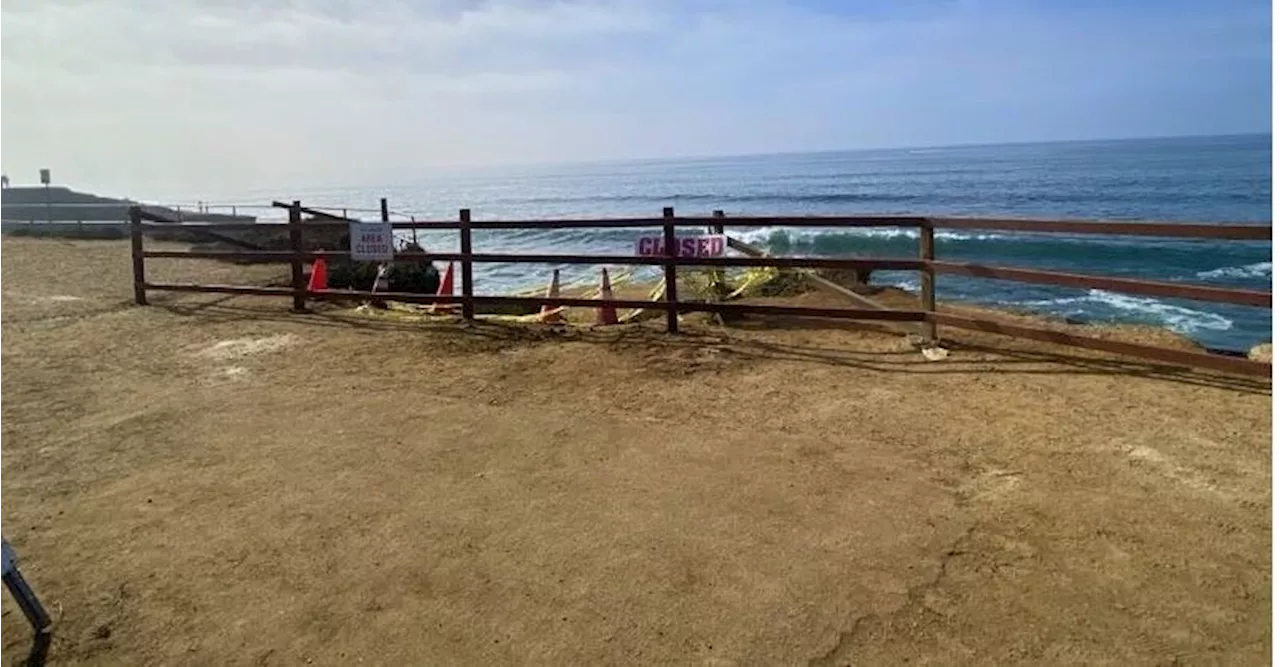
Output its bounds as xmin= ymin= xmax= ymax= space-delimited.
xmin=129 ymin=203 xmax=1273 ymax=378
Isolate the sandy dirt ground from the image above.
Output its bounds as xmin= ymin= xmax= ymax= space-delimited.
xmin=0 ymin=238 xmax=1271 ymax=666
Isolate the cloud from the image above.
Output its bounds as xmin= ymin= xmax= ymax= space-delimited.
xmin=0 ymin=0 xmax=1270 ymax=198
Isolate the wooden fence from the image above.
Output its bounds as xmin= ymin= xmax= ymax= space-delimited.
xmin=129 ymin=202 xmax=1273 ymax=377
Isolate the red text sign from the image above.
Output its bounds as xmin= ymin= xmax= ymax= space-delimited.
xmin=635 ymin=235 xmax=726 ymax=258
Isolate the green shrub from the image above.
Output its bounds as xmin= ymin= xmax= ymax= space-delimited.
xmin=327 ymin=241 xmax=440 ymax=294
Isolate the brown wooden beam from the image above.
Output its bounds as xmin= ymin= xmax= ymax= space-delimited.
xmin=469 ymin=215 xmax=926 ymax=229
xmin=138 ymin=221 xmax=282 ymax=231
xmin=142 ymin=282 xmax=926 ymax=322
xmin=931 ymin=261 xmax=1271 ymax=308
xmin=930 ymin=217 xmax=1270 ymax=240
xmin=929 ymin=312 xmax=1271 ymax=377
xmin=137 ymin=212 xmax=268 ymax=251
xmin=141 ymin=212 xmax=1271 ymax=240
xmin=920 ymin=225 xmax=937 ymax=341
xmin=270 ymin=200 xmax=360 ymax=222
xmin=129 ymin=206 xmax=147 ymax=305
xmin=141 ymin=249 xmax=923 ymax=271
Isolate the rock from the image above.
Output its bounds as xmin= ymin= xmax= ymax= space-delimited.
xmin=921 ymin=346 xmax=950 ymax=362
xmin=1248 ymin=343 xmax=1271 ymax=363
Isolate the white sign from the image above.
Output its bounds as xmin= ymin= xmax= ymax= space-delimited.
xmin=350 ymin=221 xmax=394 ymax=262
xmin=635 ymin=235 xmax=726 ymax=258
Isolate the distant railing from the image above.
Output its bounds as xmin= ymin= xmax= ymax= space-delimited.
xmin=128 ymin=201 xmax=1272 ymax=377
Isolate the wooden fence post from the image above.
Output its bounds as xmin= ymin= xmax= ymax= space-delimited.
xmin=380 ymin=197 xmax=391 ymax=254
xmin=460 ymin=208 xmax=475 ymax=321
xmin=289 ymin=200 xmax=306 ymax=312
xmin=129 ymin=206 xmax=147 ymax=305
xmin=663 ymin=207 xmax=679 ymax=333
xmin=919 ymin=220 xmax=937 ymax=342
xmin=709 ymin=210 xmax=727 ymax=299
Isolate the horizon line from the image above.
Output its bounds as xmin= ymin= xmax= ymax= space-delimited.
xmin=4 ymin=131 xmax=1268 ymax=199
xmin=361 ymin=130 xmax=1271 ymax=187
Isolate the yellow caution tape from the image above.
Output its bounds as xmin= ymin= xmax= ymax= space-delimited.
xmin=346 ymin=264 xmax=795 ymax=327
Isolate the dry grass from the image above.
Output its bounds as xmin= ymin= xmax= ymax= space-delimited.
xmin=0 ymin=238 xmax=1271 ymax=666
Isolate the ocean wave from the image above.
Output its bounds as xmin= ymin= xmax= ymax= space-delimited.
xmin=1017 ymin=290 xmax=1233 ymax=334
xmin=1195 ymin=262 xmax=1272 ymax=280
xmin=731 ymin=226 xmax=1010 ymax=246
xmin=721 ymin=227 xmax=1254 ymax=272
xmin=733 ymin=227 xmax=910 ymax=245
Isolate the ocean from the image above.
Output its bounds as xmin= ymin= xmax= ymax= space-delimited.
xmin=276 ymin=133 xmax=1272 ymax=352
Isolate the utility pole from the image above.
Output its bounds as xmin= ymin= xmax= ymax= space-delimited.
xmin=39 ymin=168 xmax=51 ymax=224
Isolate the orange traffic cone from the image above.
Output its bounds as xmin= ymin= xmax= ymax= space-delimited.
xmin=540 ymin=269 xmax=563 ymax=322
xmin=307 ymin=257 xmax=328 ymax=292
xmin=437 ymin=262 xmax=455 ymax=298
xmin=431 ymin=262 xmax=455 ymax=313
xmin=596 ymin=267 xmax=618 ymax=326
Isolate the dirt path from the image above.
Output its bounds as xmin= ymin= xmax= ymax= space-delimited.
xmin=1 ymin=239 xmax=1271 ymax=665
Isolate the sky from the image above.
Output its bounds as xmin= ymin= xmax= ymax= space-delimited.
xmin=0 ymin=0 xmax=1272 ymax=199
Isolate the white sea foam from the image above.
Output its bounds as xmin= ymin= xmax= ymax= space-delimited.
xmin=1195 ymin=262 xmax=1271 ymax=280
xmin=731 ymin=226 xmax=1009 ymax=246
xmin=1016 ymin=290 xmax=1233 ymax=334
